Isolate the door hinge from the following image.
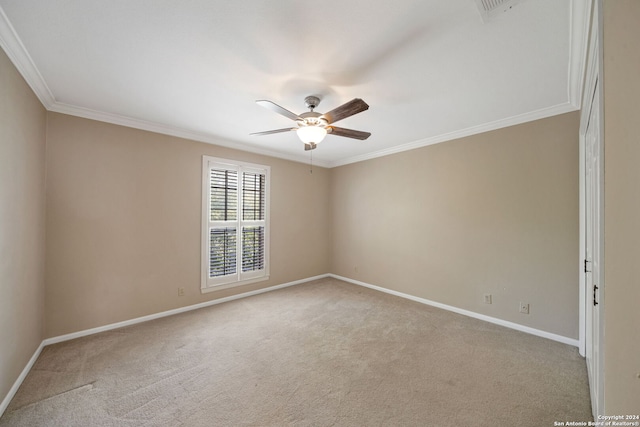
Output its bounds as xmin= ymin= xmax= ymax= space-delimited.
xmin=593 ymin=284 xmax=599 ymax=306
xmin=584 ymin=259 xmax=592 ymax=273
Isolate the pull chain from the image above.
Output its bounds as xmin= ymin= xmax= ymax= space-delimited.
xmin=309 ymin=149 xmax=313 ymax=174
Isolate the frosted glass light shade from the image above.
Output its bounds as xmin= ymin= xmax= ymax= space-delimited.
xmin=296 ymin=126 xmax=327 ymax=144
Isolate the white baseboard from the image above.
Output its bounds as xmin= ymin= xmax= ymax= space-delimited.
xmin=329 ymin=274 xmax=580 ymax=347
xmin=44 ymin=274 xmax=329 ymax=346
xmin=1 ymin=274 xmax=328 ymax=418
xmin=2 ymin=272 xmax=578 ymax=419
xmin=0 ymin=341 xmax=44 ymax=418
xmin=43 ymin=272 xmax=577 ymax=348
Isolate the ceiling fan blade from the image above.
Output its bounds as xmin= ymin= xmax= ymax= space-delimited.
xmin=250 ymin=128 xmax=296 ymax=136
xmin=322 ymin=98 xmax=369 ymax=124
xmin=304 ymin=143 xmax=317 ymax=151
xmin=328 ymin=126 xmax=371 ymax=140
xmin=256 ymin=100 xmax=300 ymax=121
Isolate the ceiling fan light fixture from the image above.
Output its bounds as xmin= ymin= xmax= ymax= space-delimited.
xmin=296 ymin=125 xmax=327 ymax=144
xmin=253 ymin=96 xmax=370 ymax=150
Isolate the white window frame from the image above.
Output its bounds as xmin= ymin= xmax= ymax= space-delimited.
xmin=201 ymin=156 xmax=270 ymax=293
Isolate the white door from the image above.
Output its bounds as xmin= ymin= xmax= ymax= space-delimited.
xmin=584 ymin=76 xmax=604 ymax=417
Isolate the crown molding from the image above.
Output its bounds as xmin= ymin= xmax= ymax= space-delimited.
xmin=0 ymin=5 xmax=55 ymax=107
xmin=330 ymin=0 xmax=592 ymax=169
xmin=1 ymin=2 xmax=589 ymax=170
xmin=568 ymin=0 xmax=592 ymax=109
xmin=329 ymin=102 xmax=579 ymax=168
xmin=0 ymin=5 xmax=328 ymax=168
xmin=48 ymin=101 xmax=332 ymax=168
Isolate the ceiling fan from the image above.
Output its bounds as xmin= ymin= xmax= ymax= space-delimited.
xmin=251 ymin=96 xmax=371 ymax=151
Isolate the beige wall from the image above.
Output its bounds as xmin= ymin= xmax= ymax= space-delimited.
xmin=602 ymin=0 xmax=640 ymax=413
xmin=0 ymin=50 xmax=47 ymax=404
xmin=44 ymin=113 xmax=331 ymax=337
xmin=331 ymin=112 xmax=580 ymax=339
xmin=44 ymin=110 xmax=582 ymax=341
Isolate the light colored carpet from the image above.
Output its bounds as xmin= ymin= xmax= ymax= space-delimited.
xmin=1 ymin=278 xmax=592 ymax=426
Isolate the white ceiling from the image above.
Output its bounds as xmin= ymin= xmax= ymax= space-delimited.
xmin=0 ymin=0 xmax=590 ymax=167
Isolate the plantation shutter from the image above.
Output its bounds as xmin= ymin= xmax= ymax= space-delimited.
xmin=209 ymin=227 xmax=237 ymax=277
xmin=203 ymin=158 xmax=269 ymax=290
xmin=210 ymin=169 xmax=237 ymax=221
xmin=241 ymin=172 xmax=265 ymax=273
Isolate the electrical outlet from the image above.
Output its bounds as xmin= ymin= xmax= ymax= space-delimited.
xmin=178 ymin=287 xmax=185 ymax=297
xmin=483 ymin=294 xmax=492 ymax=304
xmin=519 ymin=302 xmax=529 ymax=314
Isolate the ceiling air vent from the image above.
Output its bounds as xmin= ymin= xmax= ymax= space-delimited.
xmin=475 ymin=0 xmax=526 ymax=22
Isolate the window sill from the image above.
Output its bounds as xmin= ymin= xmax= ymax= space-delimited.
xmin=200 ymin=275 xmax=270 ymax=294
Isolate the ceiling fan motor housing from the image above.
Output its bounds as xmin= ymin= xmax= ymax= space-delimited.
xmin=298 ymin=111 xmax=327 ymax=127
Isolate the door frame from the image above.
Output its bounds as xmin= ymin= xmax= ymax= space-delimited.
xmin=578 ymin=0 xmax=604 ymax=417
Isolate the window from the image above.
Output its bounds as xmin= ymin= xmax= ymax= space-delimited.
xmin=201 ymin=156 xmax=270 ymax=292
